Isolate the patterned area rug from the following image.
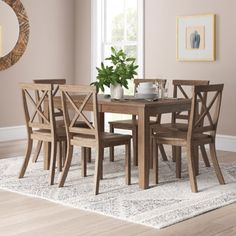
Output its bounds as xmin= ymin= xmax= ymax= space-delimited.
xmin=1 ymin=148 xmax=236 ymax=229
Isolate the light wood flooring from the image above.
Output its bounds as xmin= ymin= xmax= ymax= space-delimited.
xmin=0 ymin=140 xmax=236 ymax=236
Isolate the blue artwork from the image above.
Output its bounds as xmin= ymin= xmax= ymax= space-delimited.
xmin=190 ymin=31 xmax=200 ymax=49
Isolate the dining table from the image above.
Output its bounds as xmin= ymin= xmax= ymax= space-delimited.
xmin=47 ymin=95 xmax=191 ymax=190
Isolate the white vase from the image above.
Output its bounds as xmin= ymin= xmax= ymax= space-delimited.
xmin=110 ymin=83 xmax=124 ymax=99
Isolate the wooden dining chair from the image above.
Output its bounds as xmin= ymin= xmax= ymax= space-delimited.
xmin=58 ymin=85 xmax=132 ymax=195
xmin=152 ymin=84 xmax=225 ymax=192
xmin=18 ymin=83 xmax=67 ymax=185
xmin=32 ymin=79 xmax=66 ymax=165
xmin=32 ymin=79 xmax=92 ymax=168
xmin=109 ymin=78 xmax=168 ymax=166
xmin=159 ymin=80 xmax=211 ymax=172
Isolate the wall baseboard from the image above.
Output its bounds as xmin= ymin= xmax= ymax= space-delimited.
xmin=0 ymin=126 xmax=27 ymax=142
xmin=0 ymin=126 xmax=236 ymax=152
xmin=216 ymin=134 xmax=236 ymax=152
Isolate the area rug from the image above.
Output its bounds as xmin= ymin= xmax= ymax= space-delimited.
xmin=1 ymin=148 xmax=236 ymax=229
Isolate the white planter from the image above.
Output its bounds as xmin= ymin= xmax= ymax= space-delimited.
xmin=110 ymin=83 xmax=124 ymax=99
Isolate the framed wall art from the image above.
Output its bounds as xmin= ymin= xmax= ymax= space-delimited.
xmin=176 ymin=14 xmax=216 ymax=61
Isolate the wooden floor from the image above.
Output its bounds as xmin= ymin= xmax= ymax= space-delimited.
xmin=0 ymin=140 xmax=236 ymax=236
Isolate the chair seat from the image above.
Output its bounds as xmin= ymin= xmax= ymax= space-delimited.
xmin=157 ymin=123 xmax=187 ymax=130
xmin=153 ymin=129 xmax=212 ymax=146
xmin=102 ymin=132 xmax=132 ymax=147
xmin=31 ymin=127 xmax=66 ymax=142
xmin=151 ymin=123 xmax=188 ymax=132
xmin=72 ymin=132 xmax=132 ymax=148
xmin=109 ymin=119 xmax=158 ymax=129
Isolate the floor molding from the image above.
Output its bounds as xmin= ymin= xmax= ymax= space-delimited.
xmin=216 ymin=135 xmax=236 ymax=152
xmin=0 ymin=126 xmax=27 ymax=142
xmin=0 ymin=126 xmax=235 ymax=152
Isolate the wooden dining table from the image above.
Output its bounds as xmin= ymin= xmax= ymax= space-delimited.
xmin=49 ymin=95 xmax=191 ymax=190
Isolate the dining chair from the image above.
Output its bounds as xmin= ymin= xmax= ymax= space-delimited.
xmin=152 ymin=84 xmax=225 ymax=192
xmin=18 ymin=83 xmax=67 ymax=185
xmin=109 ymin=78 xmax=168 ymax=167
xmin=159 ymin=80 xmax=210 ymax=174
xmin=32 ymin=79 xmax=92 ymax=167
xmin=32 ymin=79 xmax=67 ymax=165
xmin=58 ymin=85 xmax=132 ymax=195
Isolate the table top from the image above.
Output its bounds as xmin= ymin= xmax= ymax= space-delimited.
xmin=97 ymin=95 xmax=192 ymax=115
xmin=52 ymin=94 xmax=191 ymax=115
xmin=98 ymin=95 xmax=191 ymax=107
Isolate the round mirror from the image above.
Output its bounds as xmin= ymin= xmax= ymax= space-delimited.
xmin=0 ymin=0 xmax=29 ymax=71
xmin=0 ymin=1 xmax=20 ymax=57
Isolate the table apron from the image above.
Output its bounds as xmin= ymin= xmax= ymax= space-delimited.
xmin=147 ymin=103 xmax=191 ymax=116
xmin=100 ymin=104 xmax=139 ymax=115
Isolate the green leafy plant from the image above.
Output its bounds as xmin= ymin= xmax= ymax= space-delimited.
xmin=91 ymin=47 xmax=138 ymax=92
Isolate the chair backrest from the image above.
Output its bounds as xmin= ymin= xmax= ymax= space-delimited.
xmin=34 ymin=79 xmax=66 ymax=117
xmin=134 ymin=78 xmax=166 ymax=93
xmin=20 ymin=83 xmax=55 ymax=137
xmin=34 ymin=78 xmax=66 ymax=95
xmin=173 ymin=80 xmax=209 ymax=98
xmin=172 ymin=79 xmax=209 ymax=123
xmin=60 ymin=85 xmax=99 ymax=146
xmin=187 ymin=84 xmax=224 ymax=139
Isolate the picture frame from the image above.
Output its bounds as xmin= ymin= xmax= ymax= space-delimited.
xmin=176 ymin=14 xmax=216 ymax=62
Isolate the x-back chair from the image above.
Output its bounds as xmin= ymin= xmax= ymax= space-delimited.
xmin=152 ymin=84 xmax=225 ymax=192
xmin=59 ymin=85 xmax=132 ymax=194
xmin=19 ymin=83 xmax=67 ymax=184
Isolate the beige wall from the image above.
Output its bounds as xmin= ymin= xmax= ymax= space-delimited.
xmin=75 ymin=0 xmax=92 ymax=85
xmin=0 ymin=0 xmax=75 ymax=127
xmin=145 ymin=0 xmax=236 ymax=135
xmin=1 ymin=0 xmax=235 ymax=137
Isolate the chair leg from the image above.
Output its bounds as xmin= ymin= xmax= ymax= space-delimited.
xmin=109 ymin=125 xmax=115 ymax=162
xmin=58 ymin=145 xmax=73 ymax=187
xmin=194 ymin=146 xmax=199 ymax=176
xmin=176 ymin=146 xmax=181 ymax=178
xmin=125 ymin=142 xmax=131 ymax=185
xmin=209 ymin=143 xmax=225 ymax=185
xmin=133 ymin=127 xmax=138 ymax=166
xmin=61 ymin=141 xmax=67 ymax=167
xmin=86 ymin=148 xmax=92 ymax=163
xmin=186 ymin=144 xmax=198 ymax=192
xmin=57 ymin=141 xmax=63 ymax=172
xmin=49 ymin=141 xmax=57 ymax=185
xmin=159 ymin=144 xmax=168 ymax=161
xmin=19 ymin=139 xmax=33 ymax=178
xmin=81 ymin=147 xmax=87 ymax=177
xmin=149 ymin=138 xmax=153 ymax=169
xmin=32 ymin=141 xmax=42 ymax=163
xmin=172 ymin=146 xmax=176 ymax=162
xmin=95 ymin=147 xmax=103 ymax=195
xmin=44 ymin=142 xmax=51 ymax=170
xmin=153 ymin=142 xmax=158 ymax=184
xmin=100 ymin=149 xmax=104 ymax=180
xmin=200 ymin=144 xmax=210 ymax=167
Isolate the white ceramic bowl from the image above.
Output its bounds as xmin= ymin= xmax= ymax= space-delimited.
xmin=136 ymin=87 xmax=156 ymax=94
xmin=135 ymin=93 xmax=158 ymax=99
xmin=138 ymin=82 xmax=153 ymax=88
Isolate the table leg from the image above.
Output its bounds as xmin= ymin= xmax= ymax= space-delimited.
xmin=99 ymin=112 xmax=105 ymax=132
xmin=44 ymin=142 xmax=50 ymax=170
xmin=138 ymin=108 xmax=150 ymax=189
xmin=43 ymin=99 xmax=50 ymax=170
xmin=98 ymin=112 xmax=105 ymax=161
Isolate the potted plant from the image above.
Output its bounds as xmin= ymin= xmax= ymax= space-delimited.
xmin=91 ymin=47 xmax=138 ymax=99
